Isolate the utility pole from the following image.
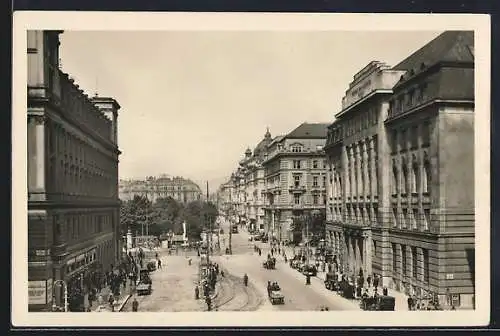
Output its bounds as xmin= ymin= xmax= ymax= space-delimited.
xmin=306 ymin=214 xmax=310 ymax=265
xmin=206 ymin=181 xmax=210 ymax=265
xmin=228 ymin=206 xmax=232 ymax=255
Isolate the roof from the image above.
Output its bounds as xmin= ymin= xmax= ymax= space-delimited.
xmin=394 ymin=31 xmax=474 ymax=71
xmin=285 ymin=123 xmax=330 ymax=139
xmin=268 ymin=135 xmax=285 ymax=146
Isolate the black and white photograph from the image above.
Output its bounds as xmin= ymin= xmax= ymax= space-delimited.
xmin=12 ymin=12 xmax=490 ymax=327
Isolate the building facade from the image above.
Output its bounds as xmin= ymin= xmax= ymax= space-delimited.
xmin=119 ymin=175 xmax=202 ymax=204
xmin=262 ymin=123 xmax=329 ymax=242
xmin=325 ymin=31 xmax=475 ymax=308
xmin=236 ymin=129 xmax=272 ymax=231
xmin=27 ymin=31 xmax=121 ymax=311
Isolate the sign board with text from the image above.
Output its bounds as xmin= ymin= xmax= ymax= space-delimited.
xmin=28 ymin=280 xmax=47 ymax=305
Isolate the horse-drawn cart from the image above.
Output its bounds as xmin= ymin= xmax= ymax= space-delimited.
xmin=263 ymin=257 xmax=276 ymax=270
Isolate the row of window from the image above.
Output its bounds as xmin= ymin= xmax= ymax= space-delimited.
xmin=390 ymin=121 xmax=430 ymax=153
xmin=388 ymin=82 xmax=429 ymax=119
xmin=292 ymin=194 xmax=327 ymax=205
xmin=47 ymin=119 xmax=117 ymax=199
xmin=343 ymin=107 xmax=379 ymax=138
xmin=54 ymin=212 xmax=114 ymax=244
xmin=288 ymin=144 xmax=325 ymax=153
xmin=392 ymin=243 xmax=430 ymax=284
xmin=59 ymin=68 xmax=112 ymax=141
xmin=291 ymin=159 xmax=327 ymax=170
xmin=392 ymin=151 xmax=431 ymax=195
xmin=392 ymin=207 xmax=431 ymax=231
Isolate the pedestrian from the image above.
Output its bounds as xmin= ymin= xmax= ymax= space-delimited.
xmin=407 ymin=296 xmax=413 ymax=310
xmin=157 ymin=258 xmax=162 ymax=269
xmin=367 ymin=275 xmax=372 ymax=288
xmin=132 ymin=297 xmax=139 ymax=312
xmin=373 ymin=274 xmax=379 ymax=289
xmin=383 ymin=287 xmax=388 ymax=296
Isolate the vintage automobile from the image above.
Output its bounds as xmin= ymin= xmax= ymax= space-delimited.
xmin=339 ymin=281 xmax=355 ymax=299
xmin=136 ymin=269 xmax=152 ymax=296
xmin=323 ymin=272 xmax=339 ymax=291
xmin=302 ymin=264 xmax=317 ymax=277
xmin=263 ymin=257 xmax=276 ymax=270
xmin=267 ymin=282 xmax=285 ymax=305
xmin=360 ymin=295 xmax=396 ymax=311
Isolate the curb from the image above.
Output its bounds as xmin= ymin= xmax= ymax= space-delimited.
xmin=117 ymin=294 xmax=132 ymax=312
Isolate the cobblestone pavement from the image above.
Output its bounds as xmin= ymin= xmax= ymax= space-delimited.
xmin=121 ymin=255 xmax=205 ymax=312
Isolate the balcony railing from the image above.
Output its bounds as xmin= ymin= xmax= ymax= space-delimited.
xmin=289 ymin=185 xmax=307 ymax=193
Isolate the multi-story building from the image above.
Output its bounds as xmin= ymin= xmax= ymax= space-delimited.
xmin=236 ymin=129 xmax=272 ymax=231
xmin=324 ymin=60 xmax=405 ymax=281
xmin=262 ymin=123 xmax=329 ymax=242
xmin=119 ymin=175 xmax=202 ymax=204
xmin=325 ymin=31 xmax=475 ymax=309
xmin=27 ymin=31 xmax=121 ymax=311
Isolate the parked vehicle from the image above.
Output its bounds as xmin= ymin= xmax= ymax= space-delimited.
xmin=324 ymin=272 xmax=338 ymax=291
xmin=302 ymin=264 xmax=317 ymax=277
xmin=360 ymin=295 xmax=396 ymax=311
xmin=137 ymin=269 xmax=152 ymax=296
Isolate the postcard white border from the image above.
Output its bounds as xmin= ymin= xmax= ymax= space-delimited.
xmin=12 ymin=11 xmax=491 ymax=327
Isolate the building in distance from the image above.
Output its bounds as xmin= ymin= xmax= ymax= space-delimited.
xmin=119 ymin=174 xmax=202 ymax=204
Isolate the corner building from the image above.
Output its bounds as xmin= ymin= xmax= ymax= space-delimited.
xmin=325 ymin=31 xmax=475 ymax=309
xmin=262 ymin=123 xmax=329 ymax=242
xmin=27 ymin=31 xmax=121 ymax=311
xmin=324 ymin=61 xmax=405 ymax=283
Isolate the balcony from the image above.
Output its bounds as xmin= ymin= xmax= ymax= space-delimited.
xmin=289 ymin=185 xmax=307 ymax=193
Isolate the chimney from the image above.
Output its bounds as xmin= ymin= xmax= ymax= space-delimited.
xmin=91 ymin=96 xmax=121 ymax=145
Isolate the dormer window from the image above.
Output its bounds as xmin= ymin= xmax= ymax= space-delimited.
xmin=291 ymin=145 xmax=302 ymax=153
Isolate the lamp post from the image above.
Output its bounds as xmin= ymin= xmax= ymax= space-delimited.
xmin=52 ymin=280 xmax=69 ymax=312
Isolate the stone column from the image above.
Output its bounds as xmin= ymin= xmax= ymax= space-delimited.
xmin=29 ymin=115 xmax=47 ymax=201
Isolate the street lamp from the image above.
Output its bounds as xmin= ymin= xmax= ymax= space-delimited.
xmin=52 ymin=280 xmax=69 ymax=312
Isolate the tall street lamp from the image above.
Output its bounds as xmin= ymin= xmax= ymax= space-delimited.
xmin=52 ymin=280 xmax=69 ymax=312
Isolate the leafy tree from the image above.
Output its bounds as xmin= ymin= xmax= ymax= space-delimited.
xmin=119 ymin=195 xmax=155 ymax=236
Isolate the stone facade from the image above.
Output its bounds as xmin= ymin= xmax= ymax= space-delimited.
xmin=27 ymin=31 xmax=121 ymax=311
xmin=261 ymin=123 xmax=329 ymax=241
xmin=119 ymin=175 xmax=202 ymax=204
xmin=324 ymin=31 xmax=475 ymax=309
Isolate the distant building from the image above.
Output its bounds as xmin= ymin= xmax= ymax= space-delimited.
xmin=119 ymin=175 xmax=202 ymax=204
xmin=27 ymin=31 xmax=121 ymax=311
xmin=324 ymin=31 xmax=475 ymax=309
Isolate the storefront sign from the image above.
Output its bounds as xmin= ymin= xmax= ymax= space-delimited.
xmin=28 ymin=280 xmax=47 ymax=305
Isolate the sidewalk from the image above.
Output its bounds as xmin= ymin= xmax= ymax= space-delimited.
xmin=91 ymin=279 xmax=133 ymax=312
xmin=258 ymin=241 xmax=411 ymax=311
xmin=314 ymin=270 xmax=409 ymax=311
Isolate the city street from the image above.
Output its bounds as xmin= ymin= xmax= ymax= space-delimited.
xmin=213 ymin=220 xmax=360 ymax=311
xmin=121 ymin=254 xmax=205 ymax=312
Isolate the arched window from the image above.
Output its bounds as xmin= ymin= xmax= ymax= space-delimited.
xmin=422 ymin=152 xmax=430 ymax=194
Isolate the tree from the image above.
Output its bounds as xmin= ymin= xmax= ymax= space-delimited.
xmin=119 ymin=195 xmax=155 ymax=236
xmin=153 ymin=197 xmax=183 ymax=234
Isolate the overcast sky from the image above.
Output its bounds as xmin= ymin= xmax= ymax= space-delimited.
xmin=58 ymin=30 xmax=442 ymax=190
